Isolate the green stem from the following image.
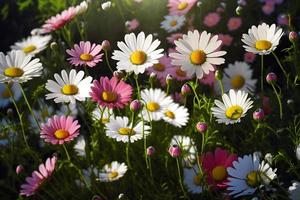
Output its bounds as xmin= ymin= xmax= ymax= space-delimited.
xmin=176 ymin=158 xmax=189 ymax=199
xmin=148 ymin=157 xmax=154 ymax=182
xmin=115 ymin=0 xmax=126 ymax=25
xmin=134 ymin=75 xmax=141 ymax=99
xmin=63 ymin=144 xmax=71 ymax=161
xmin=126 ymin=112 xmax=135 ymax=169
xmin=261 ymin=55 xmax=264 ymax=93
xmin=271 ymin=83 xmax=283 ymax=119
xmin=104 ymin=50 xmax=114 ymax=73
xmin=217 ymin=79 xmax=224 ymax=95
xmin=272 ymin=51 xmax=289 ymax=81
xmin=19 ymin=83 xmax=41 ymax=130
xmin=189 ymin=81 xmax=201 ymax=108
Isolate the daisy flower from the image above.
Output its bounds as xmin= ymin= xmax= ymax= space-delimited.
xmin=211 ymin=89 xmax=253 ymax=125
xmin=40 ymin=115 xmax=80 ymax=145
xmin=168 ymin=0 xmax=197 ymax=16
xmin=170 ymin=135 xmax=197 ymax=167
xmin=74 ymin=136 xmax=86 ymax=157
xmin=162 ymin=103 xmax=189 ymax=127
xmin=227 ymin=153 xmax=277 ymax=198
xmin=184 ymin=164 xmax=203 ymax=193
xmin=201 ymin=148 xmax=237 ymax=189
xmin=20 ymin=156 xmax=57 ymax=197
xmin=92 ymin=106 xmax=114 ymax=124
xmin=160 ymin=15 xmax=186 ymax=33
xmin=105 ymin=116 xmax=150 ymax=143
xmin=141 ymin=88 xmax=173 ymax=121
xmin=0 ymin=50 xmax=43 ymax=83
xmin=41 ymin=7 xmax=77 ymax=33
xmin=75 ymin=1 xmax=88 ymax=15
xmin=45 ymin=69 xmax=92 ymax=104
xmin=166 ymin=33 xmax=183 ymax=44
xmin=146 ymin=55 xmax=173 ymax=82
xmin=222 ymin=61 xmax=257 ymax=93
xmin=169 ymin=65 xmax=192 ymax=81
xmin=242 ymin=23 xmax=283 ymax=55
xmin=97 ymin=161 xmax=128 ymax=182
xmin=112 ymin=32 xmax=164 ymax=75
xmin=66 ymin=41 xmax=103 ymax=68
xmin=90 ymin=76 xmax=132 ymax=109
xmin=169 ymin=30 xmax=226 ymax=80
xmin=289 ymin=181 xmax=300 ymax=200
xmin=10 ymin=35 xmax=52 ymax=55
xmin=0 ymin=82 xmax=21 ymax=108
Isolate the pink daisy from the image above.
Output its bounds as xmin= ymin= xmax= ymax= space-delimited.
xmin=42 ymin=7 xmax=77 ymax=33
xmin=168 ymin=0 xmax=197 ymax=16
xmin=203 ymin=12 xmax=221 ymax=28
xmin=244 ymin=52 xmax=256 ymax=63
xmin=201 ymin=148 xmax=237 ymax=190
xmin=90 ymin=76 xmax=133 ymax=109
xmin=20 ymin=156 xmax=57 ymax=197
xmin=167 ymin=33 xmax=183 ymax=44
xmin=147 ymin=55 xmax=173 ymax=81
xmin=126 ymin=18 xmax=140 ymax=31
xmin=227 ymin=17 xmax=242 ymax=31
xmin=40 ymin=115 xmax=80 ymax=145
xmin=200 ymin=70 xmax=216 ymax=87
xmin=169 ymin=66 xmax=192 ymax=81
xmin=66 ymin=41 xmax=103 ymax=68
xmin=218 ymin=34 xmax=233 ymax=47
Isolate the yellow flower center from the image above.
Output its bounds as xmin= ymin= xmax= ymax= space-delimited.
xmin=231 ymin=75 xmax=245 ymax=89
xmin=80 ymin=53 xmax=94 ymax=61
xmin=169 ymin=20 xmax=178 ymax=27
xmin=193 ymin=174 xmax=202 ymax=185
xmin=225 ymin=105 xmax=243 ymax=120
xmin=22 ymin=45 xmax=37 ymax=54
xmin=61 ymin=84 xmax=78 ymax=95
xmin=255 ymin=40 xmax=272 ymax=51
xmin=178 ymin=2 xmax=188 ymax=10
xmin=176 ymin=68 xmax=187 ymax=77
xmin=165 ymin=110 xmax=175 ymax=119
xmin=130 ymin=51 xmax=147 ymax=65
xmin=108 ymin=171 xmax=119 ymax=179
xmin=153 ymin=63 xmax=165 ymax=71
xmin=212 ymin=166 xmax=227 ymax=181
xmin=118 ymin=127 xmax=135 ymax=136
xmin=146 ymin=101 xmax=160 ymax=112
xmin=4 ymin=67 xmax=24 ymax=78
xmin=190 ymin=50 xmax=206 ymax=65
xmin=54 ymin=129 xmax=69 ymax=139
xmin=246 ymin=171 xmax=261 ymax=187
xmin=101 ymin=91 xmax=118 ymax=103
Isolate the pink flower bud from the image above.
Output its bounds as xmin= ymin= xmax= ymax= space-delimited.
xmin=289 ymin=31 xmax=298 ymax=42
xmin=253 ymin=108 xmax=265 ymax=121
xmin=16 ymin=165 xmax=24 ymax=174
xmin=146 ymin=146 xmax=155 ymax=156
xmin=166 ymin=74 xmax=173 ymax=85
xmin=101 ymin=40 xmax=111 ymax=51
xmin=266 ymin=72 xmax=277 ymax=83
xmin=196 ymin=122 xmax=208 ymax=133
xmin=168 ymin=145 xmax=181 ymax=157
xmin=113 ymin=71 xmax=124 ymax=79
xmin=130 ymin=100 xmax=142 ymax=112
xmin=181 ymin=84 xmax=191 ymax=96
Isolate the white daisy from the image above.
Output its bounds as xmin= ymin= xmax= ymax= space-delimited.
xmin=289 ymin=181 xmax=300 ymax=200
xmin=211 ymin=89 xmax=253 ymax=125
xmin=10 ymin=35 xmax=52 ymax=55
xmin=97 ymin=161 xmax=128 ymax=182
xmin=92 ymin=106 xmax=114 ymax=124
xmin=169 ymin=30 xmax=226 ymax=79
xmin=162 ymin=103 xmax=189 ymax=127
xmin=227 ymin=153 xmax=277 ymax=198
xmin=160 ymin=15 xmax=185 ymax=33
xmin=170 ymin=135 xmax=197 ymax=167
xmin=74 ymin=136 xmax=86 ymax=157
xmin=75 ymin=1 xmax=88 ymax=15
xmin=222 ymin=61 xmax=257 ymax=93
xmin=112 ymin=32 xmax=164 ymax=74
xmin=242 ymin=23 xmax=283 ymax=55
xmin=0 ymin=50 xmax=43 ymax=83
xmin=141 ymin=88 xmax=174 ymax=121
xmin=45 ymin=69 xmax=92 ymax=104
xmin=105 ymin=116 xmax=150 ymax=143
xmin=184 ymin=164 xmax=203 ymax=194
xmin=0 ymin=82 xmax=21 ymax=108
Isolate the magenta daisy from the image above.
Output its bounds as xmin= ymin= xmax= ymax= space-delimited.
xmin=41 ymin=7 xmax=77 ymax=33
xmin=66 ymin=41 xmax=103 ymax=67
xmin=168 ymin=0 xmax=197 ymax=16
xmin=90 ymin=76 xmax=133 ymax=109
xmin=20 ymin=156 xmax=57 ymax=197
xmin=146 ymin=55 xmax=173 ymax=81
xmin=40 ymin=115 xmax=80 ymax=145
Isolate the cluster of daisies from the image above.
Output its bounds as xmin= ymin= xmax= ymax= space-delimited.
xmin=1 ymin=0 xmax=300 ymax=199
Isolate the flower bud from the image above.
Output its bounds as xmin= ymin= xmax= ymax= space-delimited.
xmin=236 ymin=6 xmax=243 ymax=15
xmin=196 ymin=122 xmax=208 ymax=133
xmin=168 ymin=145 xmax=181 ymax=157
xmin=130 ymin=100 xmax=142 ymax=112
xmin=215 ymin=70 xmax=223 ymax=80
xmin=146 ymin=146 xmax=155 ymax=156
xmin=50 ymin=42 xmax=58 ymax=50
xmin=101 ymin=1 xmax=112 ymax=10
xmin=101 ymin=40 xmax=111 ymax=51
xmin=266 ymin=72 xmax=277 ymax=84
xmin=253 ymin=108 xmax=265 ymax=121
xmin=16 ymin=165 xmax=24 ymax=174
xmin=181 ymin=84 xmax=191 ymax=96
xmin=289 ymin=31 xmax=298 ymax=42
xmin=150 ymin=72 xmax=156 ymax=79
xmin=166 ymin=74 xmax=173 ymax=85
xmin=264 ymin=153 xmax=273 ymax=164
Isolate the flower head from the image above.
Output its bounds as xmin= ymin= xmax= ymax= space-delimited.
xmin=11 ymin=35 xmax=52 ymax=55
xmin=160 ymin=15 xmax=185 ymax=33
xmin=168 ymin=0 xmax=197 ymax=16
xmin=97 ymin=161 xmax=128 ymax=182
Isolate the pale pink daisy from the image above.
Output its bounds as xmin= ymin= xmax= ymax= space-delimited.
xmin=227 ymin=17 xmax=242 ymax=31
xmin=20 ymin=156 xmax=57 ymax=197
xmin=41 ymin=7 xmax=77 ymax=33
xmin=244 ymin=52 xmax=256 ymax=63
xmin=126 ymin=19 xmax=140 ymax=31
xmin=168 ymin=0 xmax=197 ymax=16
xmin=262 ymin=2 xmax=275 ymax=15
xmin=66 ymin=41 xmax=103 ymax=67
xmin=167 ymin=33 xmax=184 ymax=44
xmin=90 ymin=76 xmax=133 ymax=109
xmin=203 ymin=12 xmax=221 ymax=28
xmin=218 ymin=34 xmax=233 ymax=46
xmin=40 ymin=115 xmax=80 ymax=145
xmin=169 ymin=66 xmax=192 ymax=81
xmin=147 ymin=55 xmax=173 ymax=81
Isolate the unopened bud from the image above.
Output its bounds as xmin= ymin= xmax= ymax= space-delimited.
xmin=196 ymin=122 xmax=208 ymax=133
xmin=168 ymin=145 xmax=181 ymax=157
xmin=147 ymin=146 xmax=155 ymax=156
xmin=101 ymin=40 xmax=111 ymax=51
xmin=266 ymin=72 xmax=277 ymax=84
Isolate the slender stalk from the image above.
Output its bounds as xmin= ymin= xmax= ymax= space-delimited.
xmin=271 ymin=83 xmax=283 ymax=119
xmin=63 ymin=144 xmax=71 ymax=161
xmin=104 ymin=50 xmax=114 ymax=73
xmin=217 ymin=79 xmax=224 ymax=95
xmin=260 ymin=55 xmax=264 ymax=93
xmin=141 ymin=114 xmax=149 ymax=168
xmin=176 ymin=158 xmax=189 ymax=199
xmin=189 ymin=81 xmax=201 ymax=108
xmin=126 ymin=112 xmax=135 ymax=169
xmin=134 ymin=75 xmax=141 ymax=99
xmin=272 ymin=51 xmax=289 ymax=81
xmin=148 ymin=157 xmax=154 ymax=182
xmin=19 ymin=83 xmax=41 ymax=130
